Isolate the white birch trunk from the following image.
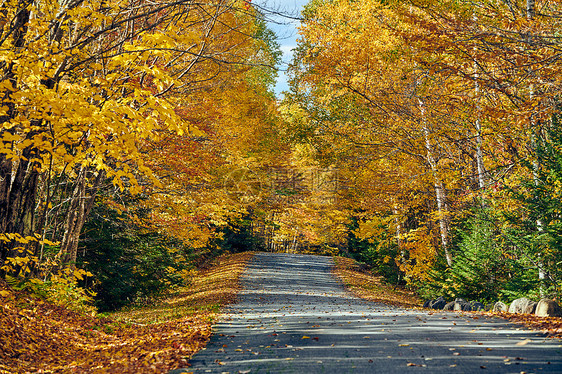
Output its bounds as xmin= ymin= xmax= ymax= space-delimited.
xmin=527 ymin=0 xmax=536 ymax=19
xmin=473 ymin=10 xmax=486 ymax=189
xmin=530 ymin=88 xmax=547 ymax=295
xmin=526 ymin=0 xmax=546 ymax=295
xmin=419 ymin=99 xmax=453 ymax=267
xmin=474 ymin=68 xmax=486 ymax=189
xmin=393 ymin=206 xmax=405 ymax=262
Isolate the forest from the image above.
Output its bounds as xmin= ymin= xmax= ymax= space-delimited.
xmin=0 ymin=0 xmax=561 ymax=330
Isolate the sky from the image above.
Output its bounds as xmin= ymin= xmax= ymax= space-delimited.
xmin=253 ymin=0 xmax=309 ymax=96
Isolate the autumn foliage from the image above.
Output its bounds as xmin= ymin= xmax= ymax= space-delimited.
xmin=0 ymin=0 xmax=281 ymax=304
xmin=2 ymin=0 xmax=562 ymax=370
xmin=285 ymin=0 xmax=562 ymax=302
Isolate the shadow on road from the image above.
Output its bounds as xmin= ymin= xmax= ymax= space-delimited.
xmin=174 ymin=252 xmax=562 ymax=373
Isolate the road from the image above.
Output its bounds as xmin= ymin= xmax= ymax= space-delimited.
xmin=172 ymin=252 xmax=562 ymax=373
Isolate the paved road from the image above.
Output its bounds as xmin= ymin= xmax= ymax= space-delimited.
xmin=173 ymin=252 xmax=562 ymax=373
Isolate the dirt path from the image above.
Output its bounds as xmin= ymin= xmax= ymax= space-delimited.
xmin=173 ymin=252 xmax=562 ymax=373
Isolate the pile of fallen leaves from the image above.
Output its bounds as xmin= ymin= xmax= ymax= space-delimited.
xmin=482 ymin=311 xmax=562 ymax=339
xmin=332 ymin=256 xmax=421 ymax=307
xmin=0 ymin=252 xmax=253 ymax=373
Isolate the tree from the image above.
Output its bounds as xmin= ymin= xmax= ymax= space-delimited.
xmin=282 ymin=0 xmax=562 ymax=297
xmin=0 ymin=0 xmax=285 ymax=303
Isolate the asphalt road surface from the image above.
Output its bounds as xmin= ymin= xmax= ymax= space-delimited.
xmin=172 ymin=252 xmax=562 ymax=373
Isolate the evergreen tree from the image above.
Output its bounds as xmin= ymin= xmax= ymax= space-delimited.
xmin=503 ymin=109 xmax=562 ymax=298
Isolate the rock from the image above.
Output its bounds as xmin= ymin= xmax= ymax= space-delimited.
xmin=509 ymin=297 xmax=537 ymax=314
xmin=423 ymin=299 xmax=431 ymax=308
xmin=453 ymin=298 xmax=472 ymax=311
xmin=535 ymin=299 xmax=562 ymax=317
xmin=430 ymin=296 xmax=446 ymax=310
xmin=525 ymin=301 xmax=538 ymax=314
xmin=471 ymin=301 xmax=485 ymax=311
xmin=443 ymin=301 xmax=455 ymax=311
xmin=493 ymin=301 xmax=508 ymax=312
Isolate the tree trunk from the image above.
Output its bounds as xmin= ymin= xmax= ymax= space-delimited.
xmin=419 ymin=99 xmax=453 ymax=267
xmin=393 ymin=206 xmax=405 ymax=262
xmin=0 ymin=1 xmax=34 ymax=265
xmin=526 ymin=0 xmax=535 ymax=19
xmin=525 ymin=0 xmax=545 ymax=295
xmin=472 ymin=11 xmax=486 ymax=190
xmin=474 ymin=68 xmax=486 ymax=189
xmin=59 ymin=168 xmax=103 ymax=269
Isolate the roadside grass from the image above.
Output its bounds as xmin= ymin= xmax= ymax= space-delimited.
xmin=0 ymin=252 xmax=253 ymax=374
xmin=332 ymin=256 xmax=421 ymax=307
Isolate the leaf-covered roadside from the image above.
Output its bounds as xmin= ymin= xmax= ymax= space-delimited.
xmin=332 ymin=256 xmax=421 ymax=307
xmin=334 ymin=256 xmax=562 ymax=339
xmin=480 ymin=312 xmax=562 ymax=340
xmin=0 ymin=252 xmax=253 ymax=373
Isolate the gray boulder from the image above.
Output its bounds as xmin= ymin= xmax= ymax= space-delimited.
xmin=443 ymin=301 xmax=455 ymax=311
xmin=471 ymin=301 xmax=485 ymax=311
xmin=509 ymin=297 xmax=537 ymax=314
xmin=423 ymin=299 xmax=431 ymax=308
xmin=526 ymin=301 xmax=538 ymax=314
xmin=430 ymin=296 xmax=446 ymax=310
xmin=493 ymin=301 xmax=508 ymax=312
xmin=535 ymin=299 xmax=562 ymax=317
xmin=453 ymin=298 xmax=472 ymax=311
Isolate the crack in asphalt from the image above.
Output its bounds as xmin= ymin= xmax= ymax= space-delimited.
xmin=173 ymin=252 xmax=562 ymax=373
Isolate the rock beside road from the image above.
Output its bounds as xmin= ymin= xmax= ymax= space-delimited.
xmin=429 ymin=296 xmax=446 ymax=309
xmin=509 ymin=297 xmax=538 ymax=314
xmin=424 ymin=295 xmax=561 ymax=318
xmin=535 ymin=299 xmax=562 ymax=317
xmin=471 ymin=301 xmax=485 ymax=311
xmin=493 ymin=301 xmax=508 ymax=312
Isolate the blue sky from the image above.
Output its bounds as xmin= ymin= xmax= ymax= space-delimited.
xmin=253 ymin=0 xmax=309 ymax=96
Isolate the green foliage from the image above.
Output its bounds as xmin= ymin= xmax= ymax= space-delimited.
xmin=33 ymin=276 xmax=97 ymax=315
xmin=80 ymin=200 xmax=193 ymax=312
xmin=215 ymin=214 xmax=262 ymax=253
xmin=447 ymin=208 xmax=515 ymax=301
xmin=502 ymin=110 xmax=562 ymax=298
xmin=6 ymin=273 xmax=97 ymax=315
xmin=247 ymin=14 xmax=282 ymax=96
xmin=346 ymin=216 xmax=403 ymax=285
xmin=417 ymin=207 xmax=532 ymax=302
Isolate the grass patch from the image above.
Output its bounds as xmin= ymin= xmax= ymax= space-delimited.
xmin=0 ymin=252 xmax=254 ymax=373
xmin=333 ymin=256 xmax=421 ymax=307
